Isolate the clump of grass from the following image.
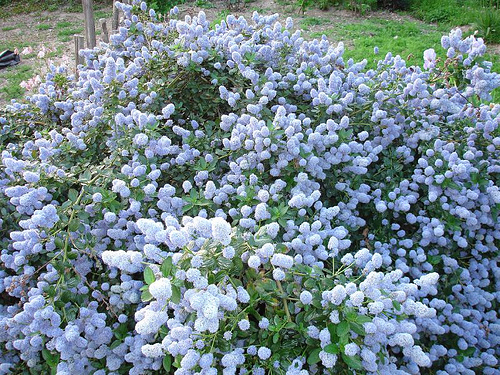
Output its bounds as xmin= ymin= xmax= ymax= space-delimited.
xmin=94 ymin=10 xmax=113 ymax=19
xmin=474 ymin=10 xmax=500 ymax=43
xmin=210 ymin=10 xmax=231 ymax=29
xmin=0 ymin=39 xmax=31 ymax=52
xmin=57 ymin=27 xmax=84 ymax=42
xmin=56 ymin=21 xmax=73 ymax=29
xmin=411 ymin=0 xmax=477 ymax=25
xmin=195 ymin=0 xmax=216 ymax=8
xmin=1 ymin=25 xmax=18 ymax=31
xmin=36 ymin=24 xmax=51 ymax=31
xmin=300 ymin=17 xmax=329 ymax=28
xmin=0 ymin=64 xmax=33 ymax=103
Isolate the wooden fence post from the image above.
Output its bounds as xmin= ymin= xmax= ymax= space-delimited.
xmin=74 ymin=34 xmax=85 ymax=75
xmin=100 ymin=18 xmax=109 ymax=43
xmin=112 ymin=0 xmax=119 ymax=32
xmin=82 ymin=0 xmax=96 ymax=49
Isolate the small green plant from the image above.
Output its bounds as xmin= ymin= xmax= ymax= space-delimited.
xmin=94 ymin=10 xmax=113 ymax=19
xmin=224 ymin=0 xmax=244 ymax=10
xmin=475 ymin=9 xmax=500 ymax=43
xmin=377 ymin=0 xmax=411 ymax=10
xmin=411 ymin=0 xmax=479 ymax=25
xmin=36 ymin=24 xmax=51 ymax=31
xmin=347 ymin=0 xmax=377 ymax=14
xmin=1 ymin=25 xmax=18 ymax=31
xmin=57 ymin=27 xmax=84 ymax=42
xmin=300 ymin=17 xmax=328 ymax=27
xmin=300 ymin=17 xmax=329 ymax=30
xmin=195 ymin=0 xmax=215 ymax=8
xmin=298 ymin=0 xmax=315 ymax=14
xmin=317 ymin=0 xmax=331 ymax=10
xmin=479 ymin=0 xmax=500 ymax=8
xmin=149 ymin=0 xmax=186 ymax=14
xmin=56 ymin=21 xmax=73 ymax=29
xmin=210 ymin=9 xmax=230 ymax=29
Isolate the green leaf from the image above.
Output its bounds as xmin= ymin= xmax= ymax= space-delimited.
xmin=161 ymin=257 xmax=173 ymax=277
xmin=80 ymin=170 xmax=92 ymax=181
xmin=351 ymin=322 xmax=365 ymax=336
xmin=327 ymin=323 xmax=337 ymax=339
xmin=392 ymin=300 xmax=401 ymax=311
xmin=356 ymin=314 xmax=372 ymax=324
xmin=491 ymin=204 xmax=499 ymax=222
xmin=304 ymin=278 xmax=316 ymax=289
xmin=296 ymin=311 xmax=305 ymax=325
xmin=277 ymin=217 xmax=288 ymax=228
xmin=60 ymin=290 xmax=73 ymax=303
xmin=54 ymin=237 xmax=64 ymax=249
xmin=273 ymin=315 xmax=281 ymax=326
xmin=68 ymin=219 xmax=79 ymax=232
xmin=141 ymin=290 xmax=153 ymax=302
xmin=307 ymin=348 xmax=321 ymax=365
xmin=68 ymin=189 xmax=78 ymax=202
xmin=144 ymin=267 xmax=155 ymax=285
xmin=262 ymin=279 xmax=277 ymax=291
xmin=337 ymin=321 xmax=350 ymax=337
xmin=67 ymin=251 xmax=78 ymax=260
xmin=45 ymin=285 xmax=56 ymax=298
xmin=428 ymin=255 xmax=441 ymax=265
xmin=42 ymin=349 xmax=59 ymax=368
xmin=163 ymin=355 xmax=172 ymax=372
xmin=324 ymin=343 xmax=339 ymax=354
xmin=182 ymin=204 xmax=194 ymax=214
xmin=341 ymin=353 xmax=363 ymax=370
xmin=114 ymin=323 xmax=129 ymax=339
xmin=66 ymin=277 xmax=80 ymax=288
xmin=273 ymin=332 xmax=279 ymax=344
xmin=344 ymin=308 xmax=357 ymax=321
xmin=110 ymin=340 xmax=122 ymax=350
xmin=171 ymin=285 xmax=181 ymax=304
xmin=461 ymin=346 xmax=476 ymax=357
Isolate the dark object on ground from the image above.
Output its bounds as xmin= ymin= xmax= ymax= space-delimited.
xmin=0 ymin=50 xmax=20 ymax=70
xmin=377 ymin=0 xmax=412 ymax=10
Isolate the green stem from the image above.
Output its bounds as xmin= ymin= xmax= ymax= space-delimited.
xmin=276 ymin=280 xmax=291 ymax=322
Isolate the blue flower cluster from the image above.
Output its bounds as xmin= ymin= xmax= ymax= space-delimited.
xmin=0 ymin=0 xmax=499 ymax=374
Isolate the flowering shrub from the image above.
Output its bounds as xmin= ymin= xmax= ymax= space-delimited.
xmin=18 ymin=44 xmax=71 ymax=96
xmin=0 ymin=1 xmax=500 ymax=374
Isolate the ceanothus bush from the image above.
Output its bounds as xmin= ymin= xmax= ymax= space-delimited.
xmin=0 ymin=1 xmax=499 ymax=374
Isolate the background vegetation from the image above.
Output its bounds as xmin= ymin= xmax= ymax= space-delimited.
xmin=1 ymin=0 xmax=500 ymax=103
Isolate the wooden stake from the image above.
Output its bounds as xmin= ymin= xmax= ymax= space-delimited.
xmin=74 ymin=34 xmax=85 ymax=75
xmin=100 ymin=18 xmax=109 ymax=43
xmin=112 ymin=0 xmax=119 ymax=32
xmin=82 ymin=0 xmax=96 ymax=49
